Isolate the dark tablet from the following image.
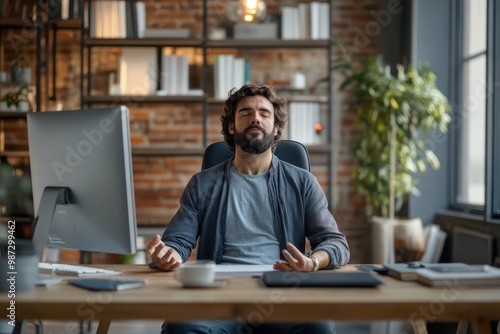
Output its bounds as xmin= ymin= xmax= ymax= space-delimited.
xmin=262 ymin=271 xmax=384 ymax=287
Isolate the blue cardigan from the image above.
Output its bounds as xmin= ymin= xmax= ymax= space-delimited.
xmin=161 ymin=155 xmax=350 ymax=269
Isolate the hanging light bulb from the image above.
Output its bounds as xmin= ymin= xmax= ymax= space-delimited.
xmin=237 ymin=0 xmax=266 ymax=23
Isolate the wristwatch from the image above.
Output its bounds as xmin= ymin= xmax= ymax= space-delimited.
xmin=307 ymin=254 xmax=319 ymax=272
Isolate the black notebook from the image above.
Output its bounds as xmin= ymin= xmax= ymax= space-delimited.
xmin=68 ymin=278 xmax=145 ymax=291
xmin=262 ymin=271 xmax=384 ymax=287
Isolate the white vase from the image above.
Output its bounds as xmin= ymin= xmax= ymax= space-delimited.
xmin=370 ymin=216 xmax=395 ymax=264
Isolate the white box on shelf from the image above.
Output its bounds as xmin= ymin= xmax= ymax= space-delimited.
xmin=233 ymin=22 xmax=277 ymax=40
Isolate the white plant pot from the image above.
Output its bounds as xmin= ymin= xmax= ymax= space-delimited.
xmin=370 ymin=216 xmax=425 ymax=264
xmin=0 ymin=101 xmax=30 ymax=112
xmin=17 ymin=101 xmax=30 ymax=112
xmin=11 ymin=66 xmax=31 ymax=84
xmin=370 ymin=216 xmax=395 ymax=264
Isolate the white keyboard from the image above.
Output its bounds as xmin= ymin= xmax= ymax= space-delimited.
xmin=38 ymin=262 xmax=121 ymax=277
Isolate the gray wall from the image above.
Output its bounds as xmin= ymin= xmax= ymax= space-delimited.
xmin=409 ymin=0 xmax=452 ymax=225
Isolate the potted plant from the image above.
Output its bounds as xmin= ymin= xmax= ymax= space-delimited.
xmin=0 ymin=161 xmax=33 ymax=219
xmin=0 ymin=84 xmax=32 ymax=111
xmin=10 ymin=39 xmax=32 ymax=85
xmin=337 ymin=55 xmax=451 ymax=263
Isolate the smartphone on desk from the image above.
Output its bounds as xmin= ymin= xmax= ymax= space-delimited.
xmin=429 ymin=265 xmax=490 ymax=273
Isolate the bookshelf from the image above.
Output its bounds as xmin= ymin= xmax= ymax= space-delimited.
xmin=78 ymin=0 xmax=334 ymax=205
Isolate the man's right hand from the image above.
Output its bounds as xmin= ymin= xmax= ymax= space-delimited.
xmin=146 ymin=234 xmax=183 ymax=271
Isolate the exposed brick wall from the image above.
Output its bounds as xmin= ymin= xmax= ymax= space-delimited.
xmin=2 ymin=0 xmax=384 ymax=264
xmin=331 ymin=0 xmax=382 ymax=263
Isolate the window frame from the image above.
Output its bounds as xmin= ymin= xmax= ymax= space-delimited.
xmin=449 ymin=0 xmax=500 ymax=220
xmin=490 ymin=0 xmax=500 ymax=218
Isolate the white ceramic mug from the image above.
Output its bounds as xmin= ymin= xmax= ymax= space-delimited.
xmin=174 ymin=260 xmax=216 ymax=287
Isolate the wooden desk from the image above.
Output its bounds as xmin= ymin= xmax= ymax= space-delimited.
xmin=2 ymin=265 xmax=499 ymax=334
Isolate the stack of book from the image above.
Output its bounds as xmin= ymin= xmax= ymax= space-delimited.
xmin=287 ymin=102 xmax=322 ymax=145
xmin=281 ymin=2 xmax=330 ymax=40
xmin=214 ymin=55 xmax=250 ymax=100
xmin=89 ymin=1 xmax=146 ymax=38
xmin=161 ymin=55 xmax=189 ymax=95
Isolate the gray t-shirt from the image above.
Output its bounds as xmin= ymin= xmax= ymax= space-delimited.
xmin=220 ymin=166 xmax=280 ymax=264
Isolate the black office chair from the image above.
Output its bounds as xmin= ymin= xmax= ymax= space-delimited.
xmin=201 ymin=140 xmax=311 ymax=171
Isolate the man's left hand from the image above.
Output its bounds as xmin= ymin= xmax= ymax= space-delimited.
xmin=273 ymin=242 xmax=315 ymax=272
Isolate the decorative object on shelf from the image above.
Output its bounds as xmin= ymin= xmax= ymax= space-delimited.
xmin=0 ymin=160 xmax=33 ymax=218
xmin=232 ymin=22 xmax=277 ymax=39
xmin=0 ymin=84 xmax=32 ymax=112
xmin=208 ymin=27 xmax=227 ymax=40
xmin=10 ymin=40 xmax=31 ymax=85
xmin=290 ymin=71 xmax=306 ymax=89
xmin=337 ymin=55 xmax=452 ymax=263
xmin=227 ymin=0 xmax=267 ymax=23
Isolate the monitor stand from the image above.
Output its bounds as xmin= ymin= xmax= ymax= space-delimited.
xmin=32 ymin=186 xmax=70 ymax=259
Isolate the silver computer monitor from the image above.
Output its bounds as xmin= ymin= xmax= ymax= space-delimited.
xmin=27 ymin=106 xmax=137 ymax=257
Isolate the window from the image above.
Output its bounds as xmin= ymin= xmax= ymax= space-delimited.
xmin=456 ymin=0 xmax=487 ymax=207
xmin=451 ymin=0 xmax=500 ymax=219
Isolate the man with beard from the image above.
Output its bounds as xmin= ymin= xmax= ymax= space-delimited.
xmin=147 ymin=83 xmax=349 ymax=334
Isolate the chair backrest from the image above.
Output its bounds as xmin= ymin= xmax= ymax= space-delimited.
xmin=201 ymin=140 xmax=311 ymax=171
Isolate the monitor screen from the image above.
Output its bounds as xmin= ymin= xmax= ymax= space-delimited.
xmin=27 ymin=106 xmax=137 ymax=257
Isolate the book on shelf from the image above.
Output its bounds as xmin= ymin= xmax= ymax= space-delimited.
xmin=416 ymin=265 xmax=500 ymax=287
xmin=135 ymin=2 xmax=146 ymax=38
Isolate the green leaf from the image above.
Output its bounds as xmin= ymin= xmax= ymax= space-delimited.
xmin=333 ymin=53 xmax=451 ymax=217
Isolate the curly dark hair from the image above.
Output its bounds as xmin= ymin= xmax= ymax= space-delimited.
xmin=220 ymin=83 xmax=288 ymax=151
